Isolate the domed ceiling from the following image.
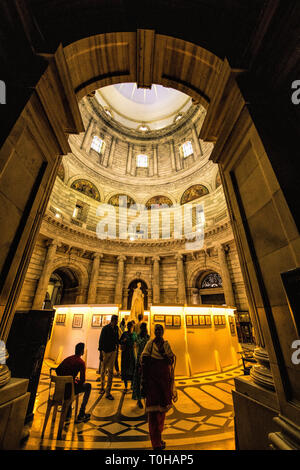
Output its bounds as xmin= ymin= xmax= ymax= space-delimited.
xmin=95 ymin=83 xmax=192 ymax=131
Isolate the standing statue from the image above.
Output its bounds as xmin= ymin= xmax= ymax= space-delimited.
xmin=130 ymin=282 xmax=144 ymax=322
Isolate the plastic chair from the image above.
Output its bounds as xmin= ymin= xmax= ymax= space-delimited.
xmin=41 ymin=368 xmax=80 ymax=440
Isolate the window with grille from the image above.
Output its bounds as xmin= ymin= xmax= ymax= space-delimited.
xmin=136 ymin=154 xmax=148 ymax=168
xmin=91 ymin=135 xmax=104 ymax=153
xmin=180 ymin=141 xmax=193 ymax=158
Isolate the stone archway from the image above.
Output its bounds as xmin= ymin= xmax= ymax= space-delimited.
xmin=50 ymin=258 xmax=89 ymax=304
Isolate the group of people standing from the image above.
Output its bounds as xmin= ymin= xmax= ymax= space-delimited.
xmin=97 ymin=314 xmax=177 ymax=449
xmin=98 ymin=314 xmax=149 ymax=407
xmin=55 ymin=311 xmax=177 ymax=450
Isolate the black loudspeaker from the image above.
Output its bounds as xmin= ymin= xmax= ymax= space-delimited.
xmin=6 ymin=308 xmax=55 ymax=422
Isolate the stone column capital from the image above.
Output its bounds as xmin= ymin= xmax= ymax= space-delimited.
xmin=152 ymin=255 xmax=161 ymax=263
xmin=117 ymin=254 xmax=126 ymax=262
xmin=92 ymin=252 xmax=103 ymax=260
xmin=175 ymin=252 xmax=184 ymax=261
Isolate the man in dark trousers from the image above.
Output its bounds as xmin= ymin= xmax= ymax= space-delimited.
xmin=98 ymin=314 xmax=119 ymax=400
xmin=56 ymin=342 xmax=91 ymax=422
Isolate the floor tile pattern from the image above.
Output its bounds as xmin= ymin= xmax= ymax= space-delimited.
xmin=23 ymin=361 xmax=243 ymax=450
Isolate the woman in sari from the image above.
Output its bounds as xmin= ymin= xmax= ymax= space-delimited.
xmin=140 ymin=324 xmax=176 ymax=450
xmin=132 ymin=322 xmax=150 ymax=408
xmin=119 ymin=321 xmax=137 ymax=391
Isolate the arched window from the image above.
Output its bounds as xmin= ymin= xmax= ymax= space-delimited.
xmin=136 ymin=154 xmax=148 ymax=168
xmin=180 ymin=140 xmax=193 ymax=158
xmin=201 ymin=272 xmax=222 ymax=289
xmin=91 ymin=135 xmax=105 ymax=153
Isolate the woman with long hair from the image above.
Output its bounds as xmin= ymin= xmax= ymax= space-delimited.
xmin=119 ymin=321 xmax=137 ymax=392
xmin=132 ymin=322 xmax=150 ymax=408
xmin=140 ymin=324 xmax=176 ymax=450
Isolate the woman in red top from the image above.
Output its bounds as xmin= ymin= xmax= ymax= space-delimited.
xmin=140 ymin=324 xmax=177 ymax=450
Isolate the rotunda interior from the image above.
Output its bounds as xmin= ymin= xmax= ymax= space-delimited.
xmin=11 ymin=82 xmax=252 ymax=450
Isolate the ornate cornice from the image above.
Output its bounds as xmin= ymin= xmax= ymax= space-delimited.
xmin=41 ymin=212 xmax=234 ymax=256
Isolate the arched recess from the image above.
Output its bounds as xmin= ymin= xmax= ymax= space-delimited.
xmin=48 ymin=267 xmax=79 ymax=305
xmin=188 ymin=262 xmax=222 ymax=289
xmin=106 ymin=193 xmax=137 ymax=208
xmin=127 ymin=279 xmax=149 ymax=311
xmin=70 ymin=178 xmax=101 ymax=202
xmin=50 ymin=258 xmax=89 ymax=304
xmin=188 ymin=265 xmax=225 ymax=306
xmin=145 ymin=195 xmax=174 ymax=209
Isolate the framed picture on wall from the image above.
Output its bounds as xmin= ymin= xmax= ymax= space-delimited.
xmin=199 ymin=315 xmax=205 ymax=325
xmin=165 ymin=315 xmax=173 ymax=326
xmin=192 ymin=315 xmax=199 ymax=326
xmin=221 ymin=316 xmax=226 ymax=325
xmin=186 ymin=315 xmax=193 ymax=326
xmin=154 ymin=315 xmax=165 ymax=322
xmin=217 ymin=315 xmax=223 ymax=325
xmin=91 ymin=314 xmax=102 ymax=328
xmin=214 ymin=315 xmax=219 ymax=325
xmin=205 ymin=315 xmax=211 ymax=325
xmin=230 ymin=323 xmax=236 ymax=335
xmin=56 ymin=313 xmax=66 ymax=325
xmin=72 ymin=314 xmax=83 ymax=329
xmin=228 ymin=316 xmax=234 ymax=323
xmin=102 ymin=315 xmax=111 ymax=326
xmin=173 ymin=315 xmax=181 ymax=327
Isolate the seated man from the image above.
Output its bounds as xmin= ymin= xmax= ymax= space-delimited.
xmin=56 ymin=342 xmax=91 ymax=423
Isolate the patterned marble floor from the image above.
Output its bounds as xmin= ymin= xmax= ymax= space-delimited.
xmin=22 ymin=361 xmax=243 ymax=450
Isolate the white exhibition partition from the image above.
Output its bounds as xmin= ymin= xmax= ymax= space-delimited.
xmin=184 ymin=306 xmax=240 ymax=374
xmin=150 ymin=305 xmax=189 ymax=376
xmin=47 ymin=304 xmax=119 ymax=369
xmin=47 ymin=304 xmax=241 ymax=376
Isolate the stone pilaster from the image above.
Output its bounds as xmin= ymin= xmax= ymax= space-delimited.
xmin=81 ymin=118 xmax=95 ymax=152
xmin=217 ymin=243 xmax=235 ymax=306
xmin=153 ymin=145 xmax=158 ymax=176
xmin=103 ymin=136 xmax=116 ymax=167
xmin=87 ymin=253 xmax=103 ymax=304
xmin=191 ymin=123 xmax=203 ymax=159
xmin=175 ymin=253 xmax=187 ymax=304
xmin=126 ymin=143 xmax=133 ymax=174
xmin=152 ymin=255 xmax=160 ymax=304
xmin=114 ymin=255 xmax=126 ymax=306
xmin=32 ymin=240 xmax=58 ymax=310
xmin=170 ymin=140 xmax=176 ymax=171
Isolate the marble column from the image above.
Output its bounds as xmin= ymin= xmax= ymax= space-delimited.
xmin=32 ymin=240 xmax=58 ymax=309
xmin=152 ymin=255 xmax=160 ymax=304
xmin=81 ymin=118 xmax=94 ymax=152
xmin=114 ymin=255 xmax=126 ymax=306
xmin=87 ymin=253 xmax=103 ymax=304
xmin=217 ymin=243 xmax=235 ymax=306
xmin=176 ymin=253 xmax=187 ymax=304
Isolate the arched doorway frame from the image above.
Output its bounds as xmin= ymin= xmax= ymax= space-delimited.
xmin=50 ymin=257 xmax=89 ymax=304
xmin=0 ymin=26 xmax=298 ymax=433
